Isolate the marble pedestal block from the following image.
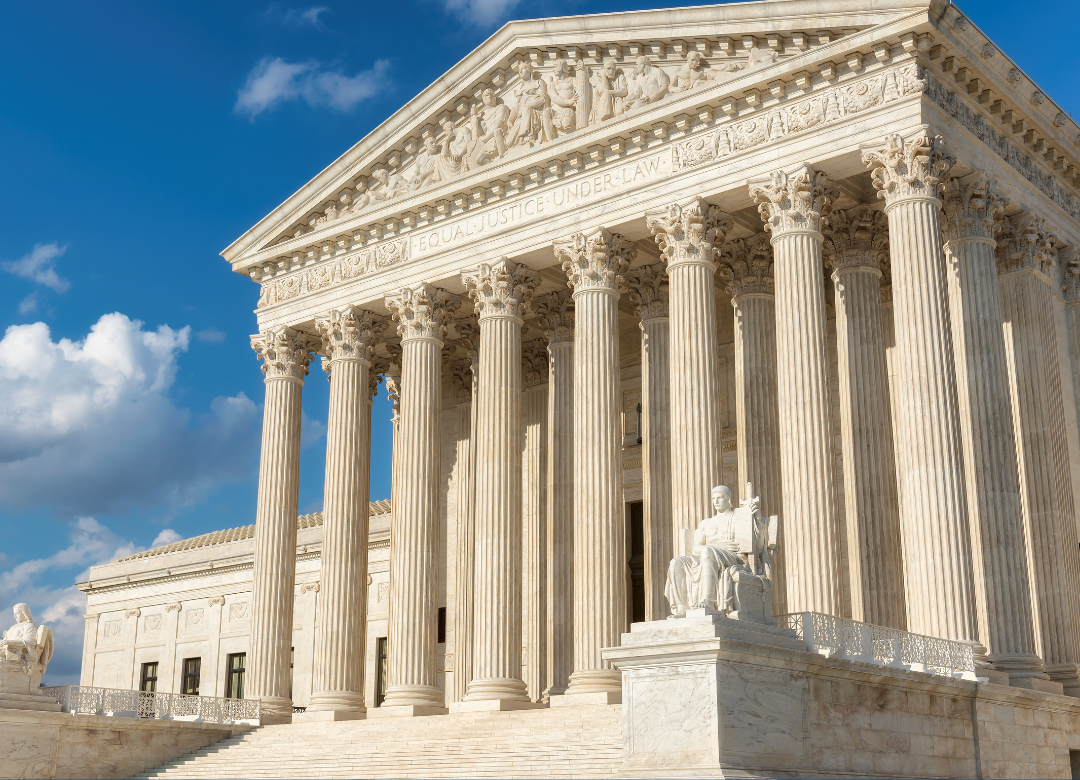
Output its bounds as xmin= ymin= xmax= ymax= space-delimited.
xmin=604 ymin=610 xmax=1080 ymax=779
xmin=0 ymin=659 xmax=60 ymax=712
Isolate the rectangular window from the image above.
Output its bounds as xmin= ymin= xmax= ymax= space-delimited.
xmin=628 ymin=501 xmax=646 ymax=625
xmin=139 ymin=661 xmax=159 ymax=693
xmin=437 ymin=607 xmax=446 ymax=644
xmin=181 ymin=657 xmax=201 ymax=696
xmin=289 ymin=647 xmax=294 ymax=700
xmin=375 ymin=637 xmax=388 ymax=707
xmin=225 ymin=652 xmax=246 ymax=699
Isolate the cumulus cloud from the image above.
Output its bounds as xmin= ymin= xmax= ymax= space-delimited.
xmin=0 ymin=313 xmax=259 ymax=516
xmin=234 ymin=57 xmax=389 ymax=119
xmin=263 ymin=3 xmax=330 ymax=28
xmin=0 ymin=517 xmax=143 ymax=685
xmin=441 ymin=0 xmax=523 ymax=26
xmin=2 ymin=243 xmax=70 ymax=293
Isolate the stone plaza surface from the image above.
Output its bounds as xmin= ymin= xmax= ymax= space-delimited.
xmin=28 ymin=0 xmax=1080 ymax=775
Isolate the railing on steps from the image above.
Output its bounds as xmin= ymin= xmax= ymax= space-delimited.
xmin=776 ymin=611 xmax=983 ymax=681
xmin=40 ymin=685 xmax=261 ymax=724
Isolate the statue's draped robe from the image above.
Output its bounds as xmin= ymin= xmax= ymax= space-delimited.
xmin=1 ymin=620 xmax=39 ymax=674
xmin=665 ymin=513 xmax=751 ymax=615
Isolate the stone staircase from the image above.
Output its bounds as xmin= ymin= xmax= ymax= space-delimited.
xmin=137 ymin=704 xmax=625 ymax=779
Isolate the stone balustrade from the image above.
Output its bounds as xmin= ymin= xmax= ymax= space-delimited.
xmin=41 ymin=685 xmax=261 ymax=724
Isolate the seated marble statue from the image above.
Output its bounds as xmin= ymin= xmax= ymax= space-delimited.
xmin=1 ymin=603 xmax=53 ymax=684
xmin=665 ymin=484 xmax=777 ymax=622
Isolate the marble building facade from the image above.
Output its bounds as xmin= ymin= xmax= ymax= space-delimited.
xmin=80 ymin=0 xmax=1080 ymax=733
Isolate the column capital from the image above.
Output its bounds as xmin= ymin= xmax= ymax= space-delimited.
xmin=385 ymin=284 xmax=459 ymax=343
xmin=996 ymin=211 xmax=1058 ymax=277
xmin=720 ymin=233 xmax=774 ymax=298
xmin=749 ymin=164 xmax=837 ymax=238
xmin=626 ymin=263 xmax=669 ymax=321
xmin=1061 ymin=247 xmax=1080 ymax=302
xmin=522 ymin=339 xmax=548 ymax=387
xmin=646 ymin=198 xmax=733 ymax=270
xmin=532 ymin=289 xmax=574 ymax=344
xmin=556 ymin=228 xmax=636 ymax=295
xmin=448 ymin=359 xmax=472 ymax=403
xmin=824 ymin=205 xmax=889 ymax=276
xmin=862 ymin=128 xmax=955 ymax=206
xmin=315 ymin=307 xmax=386 ymax=368
xmin=941 ymin=172 xmax=1010 ymax=245
xmin=251 ymin=326 xmax=318 ymax=381
xmin=462 ymin=258 xmax=540 ymax=322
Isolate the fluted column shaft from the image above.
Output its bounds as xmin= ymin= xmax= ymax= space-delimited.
xmin=557 ymin=230 xmax=633 ymax=695
xmin=998 ymin=214 xmax=1080 ymax=694
xmin=450 ymin=357 xmax=476 ymax=704
xmin=942 ymin=178 xmax=1044 ymax=680
xmin=249 ymin=327 xmax=315 ymax=716
xmin=309 ymin=310 xmax=381 ymax=712
xmin=383 ymin=286 xmax=457 ymax=708
xmin=522 ymin=365 xmax=548 ymax=700
xmin=864 ymin=132 xmax=980 ymax=649
xmin=462 ymin=260 xmax=537 ymax=702
xmin=732 ymin=291 xmax=785 ymax=615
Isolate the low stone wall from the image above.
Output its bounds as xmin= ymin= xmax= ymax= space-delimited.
xmin=0 ymin=708 xmax=249 ymax=780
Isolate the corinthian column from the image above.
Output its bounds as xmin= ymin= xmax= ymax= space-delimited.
xmin=823 ymin=206 xmax=906 ymax=629
xmin=719 ymin=233 xmax=785 ymax=616
xmin=749 ymin=166 xmax=843 ymax=615
xmin=382 ymin=285 xmax=458 ymax=712
xmin=522 ymin=339 xmax=549 ymax=701
xmin=461 ymin=259 xmax=538 ymax=704
xmin=626 ymin=264 xmax=672 ymax=621
xmin=997 ymin=213 xmax=1080 ymax=695
xmin=942 ymin=175 xmax=1046 ymax=682
xmin=533 ymin=290 xmax=574 ymax=699
xmin=249 ymin=326 xmax=317 ymax=718
xmin=646 ymin=200 xmax=732 ymax=547
xmin=863 ymin=131 xmax=981 ymax=652
xmin=555 ymin=229 xmax=634 ymax=700
xmin=308 ymin=308 xmax=385 ymax=716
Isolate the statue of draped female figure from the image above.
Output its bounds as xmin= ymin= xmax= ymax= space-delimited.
xmin=665 ymin=484 xmax=779 ymax=624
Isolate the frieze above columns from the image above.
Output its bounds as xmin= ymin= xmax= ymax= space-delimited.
xmin=251 ymin=326 xmax=319 ymax=381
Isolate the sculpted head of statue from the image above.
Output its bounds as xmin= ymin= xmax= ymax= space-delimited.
xmin=687 ymin=51 xmax=702 ymax=69
xmin=513 ymin=60 xmax=533 ymax=80
xmin=711 ymin=485 xmax=733 ymax=515
xmin=635 ymin=55 xmax=651 ymax=75
xmin=482 ymin=88 xmax=498 ymax=106
xmin=603 ymin=57 xmax=619 ymax=77
xmin=552 ymin=59 xmax=570 ymax=78
xmin=13 ymin=604 xmax=32 ymax=625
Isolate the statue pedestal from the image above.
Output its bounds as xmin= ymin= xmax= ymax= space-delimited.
xmin=0 ymin=658 xmax=60 ymax=712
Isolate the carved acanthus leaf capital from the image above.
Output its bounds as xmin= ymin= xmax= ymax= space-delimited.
xmin=448 ymin=359 xmax=473 ymax=404
xmin=862 ymin=129 xmax=955 ymax=205
xmin=941 ymin=172 xmax=1010 ymax=244
xmin=996 ymin=211 xmax=1058 ymax=277
xmin=251 ymin=326 xmax=319 ymax=381
xmin=1060 ymin=247 xmax=1080 ymax=302
xmin=626 ymin=263 xmax=669 ymax=320
xmin=823 ymin=205 xmax=889 ymax=274
xmin=385 ymin=284 xmax=459 ymax=342
xmin=555 ymin=229 xmax=636 ymax=294
xmin=749 ymin=165 xmax=837 ymax=237
xmin=531 ymin=289 xmax=574 ymax=344
xmin=522 ymin=339 xmax=549 ymax=387
xmin=646 ymin=199 xmax=733 ymax=270
xmin=462 ymin=258 xmax=539 ymax=321
xmin=719 ymin=233 xmax=774 ymax=298
xmin=315 ymin=307 xmax=386 ymax=370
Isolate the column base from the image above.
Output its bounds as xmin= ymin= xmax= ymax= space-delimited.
xmin=449 ymin=699 xmax=545 ymax=713
xmin=368 ymin=705 xmax=449 ymax=718
xmin=549 ymin=690 xmax=622 ymax=707
xmin=565 ymin=669 xmax=621 ymax=696
xmin=463 ymin=677 xmax=530 ymax=703
xmin=381 ymin=684 xmax=444 ymax=709
xmin=1045 ymin=664 xmax=1080 ymax=698
xmin=259 ymin=695 xmax=293 ymax=719
xmin=306 ymin=691 xmax=366 ymax=713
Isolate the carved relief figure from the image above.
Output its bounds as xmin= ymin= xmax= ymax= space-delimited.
xmin=590 ymin=57 xmax=628 ymax=123
xmin=469 ymin=89 xmax=510 ymax=167
xmin=625 ymin=56 xmax=670 ymax=111
xmin=547 ymin=59 xmax=580 ymax=134
xmin=0 ymin=603 xmax=54 ymax=685
xmin=506 ymin=60 xmax=553 ymax=148
xmin=669 ymin=50 xmax=740 ymax=93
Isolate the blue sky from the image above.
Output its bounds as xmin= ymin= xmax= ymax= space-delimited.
xmin=1 ymin=0 xmax=1077 ymax=685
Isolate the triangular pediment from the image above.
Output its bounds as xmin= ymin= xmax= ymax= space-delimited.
xmin=222 ymin=0 xmax=934 ymax=267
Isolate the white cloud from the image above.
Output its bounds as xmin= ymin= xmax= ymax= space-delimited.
xmin=263 ymin=3 xmax=330 ymax=28
xmin=441 ymin=0 xmax=522 ymax=26
xmin=0 ymin=313 xmax=259 ymax=515
xmin=2 ymin=243 xmax=70 ymax=293
xmin=195 ymin=327 xmax=226 ymax=343
xmin=151 ymin=528 xmax=183 ymax=547
xmin=17 ymin=293 xmax=38 ymax=315
xmin=235 ymin=57 xmax=389 ymax=119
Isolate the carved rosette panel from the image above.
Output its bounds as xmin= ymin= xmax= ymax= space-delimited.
xmin=462 ymin=258 xmax=539 ymax=322
xmin=646 ymin=199 xmax=732 ymax=270
xmin=555 ymin=229 xmax=636 ymax=294
xmin=251 ymin=326 xmax=318 ymax=381
xmin=996 ymin=212 xmax=1059 ymax=277
xmin=719 ymin=232 xmax=774 ymax=298
xmin=749 ymin=165 xmax=836 ymax=237
xmin=532 ymin=290 xmax=574 ymax=344
xmin=522 ymin=339 xmax=548 ymax=387
xmin=315 ymin=307 xmax=386 ymax=372
xmin=863 ymin=129 xmax=955 ymax=206
xmin=626 ymin=263 xmax=669 ymax=320
xmin=385 ymin=284 xmax=459 ymax=342
xmin=940 ymin=172 xmax=1010 ymax=245
xmin=823 ymin=205 xmax=889 ymax=275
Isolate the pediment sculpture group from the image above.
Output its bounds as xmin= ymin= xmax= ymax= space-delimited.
xmin=665 ymin=483 xmax=779 ymax=624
